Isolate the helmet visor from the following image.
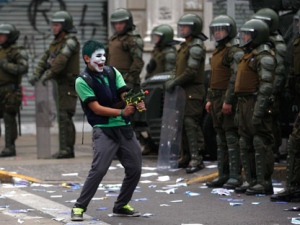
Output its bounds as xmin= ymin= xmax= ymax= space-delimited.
xmin=239 ymin=29 xmax=255 ymax=47
xmin=151 ymin=31 xmax=163 ymax=45
xmin=177 ymin=22 xmax=192 ymax=38
xmin=209 ymin=23 xmax=230 ymax=41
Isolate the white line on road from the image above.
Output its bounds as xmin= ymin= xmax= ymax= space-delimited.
xmin=0 ymin=187 xmax=110 ymax=225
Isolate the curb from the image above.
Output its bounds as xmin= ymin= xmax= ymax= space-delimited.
xmin=0 ymin=170 xmax=41 ymax=184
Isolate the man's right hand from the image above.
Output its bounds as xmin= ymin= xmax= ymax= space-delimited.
xmin=28 ymin=76 xmax=39 ymax=86
xmin=205 ymin=101 xmax=212 ymax=113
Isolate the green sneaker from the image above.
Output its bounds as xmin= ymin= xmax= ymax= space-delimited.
xmin=113 ymin=204 xmax=141 ymax=217
xmin=71 ymin=207 xmax=84 ymax=221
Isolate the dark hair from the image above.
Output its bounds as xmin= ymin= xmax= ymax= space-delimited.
xmin=82 ymin=40 xmax=105 ymax=58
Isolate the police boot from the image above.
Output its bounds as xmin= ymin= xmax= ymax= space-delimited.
xmin=206 ymin=146 xmax=229 ymax=187
xmin=0 ymin=113 xmax=17 ymax=157
xmin=0 ymin=145 xmax=16 ymax=157
xmin=271 ymin=140 xmax=300 ymax=202
xmin=235 ymin=138 xmax=256 ymax=193
xmin=52 ymin=114 xmax=75 ymax=159
xmin=223 ymin=141 xmax=242 ymax=189
xmin=246 ymin=141 xmax=274 ymax=195
xmin=270 ymin=186 xmax=300 ymax=202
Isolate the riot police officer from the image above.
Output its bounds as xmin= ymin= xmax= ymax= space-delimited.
xmin=142 ymin=24 xmax=178 ymax=155
xmin=0 ymin=24 xmax=28 ymax=157
xmin=235 ymin=19 xmax=276 ymax=195
xmin=270 ymin=9 xmax=300 ymax=202
xmin=165 ymin=13 xmax=207 ymax=173
xmin=145 ymin=24 xmax=177 ymax=80
xmin=107 ymin=8 xmax=144 ymax=92
xmin=205 ymin=15 xmax=244 ymax=189
xmin=28 ymin=11 xmax=80 ymax=159
xmin=252 ymin=8 xmax=287 ymax=163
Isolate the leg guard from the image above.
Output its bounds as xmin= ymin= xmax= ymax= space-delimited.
xmin=235 ymin=137 xmax=256 ymax=193
xmin=184 ymin=117 xmax=204 ymax=173
xmin=206 ymin=133 xmax=229 ymax=187
xmin=55 ymin=111 xmax=75 ymax=158
xmin=0 ymin=112 xmax=17 ymax=156
xmin=246 ymin=135 xmax=274 ymax=195
xmin=223 ymin=132 xmax=242 ymax=189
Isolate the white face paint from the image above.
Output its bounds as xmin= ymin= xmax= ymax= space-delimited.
xmin=90 ymin=49 xmax=106 ymax=72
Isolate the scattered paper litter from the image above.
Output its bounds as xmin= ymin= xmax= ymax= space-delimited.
xmin=176 ymin=177 xmax=184 ymax=183
xmin=170 ymin=200 xmax=183 ymax=203
xmin=205 ymin=165 xmax=217 ymax=168
xmin=273 ymin=187 xmax=284 ymax=194
xmin=140 ymin=180 xmax=152 ymax=183
xmin=229 ymin=202 xmax=243 ymax=206
xmin=141 ymin=172 xmax=158 ymax=177
xmin=142 ymin=166 xmax=157 ymax=171
xmin=61 ymin=173 xmax=78 ymax=176
xmin=157 ymin=176 xmax=170 ymax=182
xmin=160 ymin=204 xmax=171 ymax=206
xmin=251 ymin=202 xmax=261 ymax=205
xmin=211 ymin=188 xmax=231 ymax=196
xmin=292 ymin=218 xmax=300 ymax=224
xmin=108 ymin=166 xmax=117 ymax=170
xmin=156 ymin=188 xmax=176 ymax=194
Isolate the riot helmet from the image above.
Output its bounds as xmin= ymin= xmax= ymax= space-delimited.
xmin=177 ymin=14 xmax=203 ymax=38
xmin=110 ymin=8 xmax=134 ymax=35
xmin=251 ymin=8 xmax=279 ymax=34
xmin=209 ymin=15 xmax=237 ymax=42
xmin=293 ymin=9 xmax=300 ymax=34
xmin=51 ymin=11 xmax=77 ymax=34
xmin=239 ymin=19 xmax=270 ymax=47
xmin=0 ymin=23 xmax=20 ymax=47
xmin=151 ymin=24 xmax=174 ymax=45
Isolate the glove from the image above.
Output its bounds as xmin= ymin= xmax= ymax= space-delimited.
xmin=165 ymin=79 xmax=176 ymax=93
xmin=41 ymin=76 xmax=51 ymax=86
xmin=146 ymin=59 xmax=157 ymax=73
xmin=0 ymin=58 xmax=6 ymax=67
xmin=252 ymin=115 xmax=262 ymax=126
xmin=28 ymin=76 xmax=39 ymax=86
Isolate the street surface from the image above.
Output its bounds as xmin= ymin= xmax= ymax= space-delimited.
xmin=0 ymin=133 xmax=296 ymax=225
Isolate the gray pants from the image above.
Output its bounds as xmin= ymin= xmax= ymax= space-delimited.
xmin=75 ymin=127 xmax=142 ymax=211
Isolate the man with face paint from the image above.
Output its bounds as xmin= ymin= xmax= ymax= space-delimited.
xmin=71 ymin=40 xmax=145 ymax=221
xmin=28 ymin=11 xmax=80 ymax=159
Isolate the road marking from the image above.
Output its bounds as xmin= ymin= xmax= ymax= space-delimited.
xmin=0 ymin=187 xmax=110 ymax=225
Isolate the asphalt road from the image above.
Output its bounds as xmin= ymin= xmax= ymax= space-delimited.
xmin=0 ymin=157 xmax=298 ymax=225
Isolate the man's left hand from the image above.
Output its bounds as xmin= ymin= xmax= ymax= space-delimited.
xmin=165 ymin=79 xmax=176 ymax=93
xmin=41 ymin=76 xmax=51 ymax=86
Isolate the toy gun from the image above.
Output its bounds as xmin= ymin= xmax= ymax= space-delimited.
xmin=124 ymin=89 xmax=148 ymax=112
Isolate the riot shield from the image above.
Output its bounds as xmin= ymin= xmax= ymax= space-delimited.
xmin=35 ymin=80 xmax=58 ymax=158
xmin=157 ymin=86 xmax=186 ymax=170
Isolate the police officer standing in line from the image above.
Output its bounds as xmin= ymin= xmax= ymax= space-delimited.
xmin=205 ymin=15 xmax=243 ymax=189
xmin=145 ymin=24 xmax=177 ymax=80
xmin=143 ymin=24 xmax=178 ymax=155
xmin=252 ymin=8 xmax=287 ymax=163
xmin=271 ymin=9 xmax=300 ymax=202
xmin=0 ymin=24 xmax=28 ymax=157
xmin=28 ymin=11 xmax=80 ymax=159
xmin=165 ymin=14 xmax=207 ymax=174
xmin=234 ymin=19 xmax=276 ymax=195
xmin=107 ymin=8 xmax=144 ymax=93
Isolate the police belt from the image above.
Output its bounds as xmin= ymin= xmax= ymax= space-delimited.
xmin=237 ymin=92 xmax=257 ymax=102
xmin=211 ymin=89 xmax=226 ymax=97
